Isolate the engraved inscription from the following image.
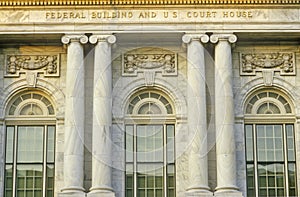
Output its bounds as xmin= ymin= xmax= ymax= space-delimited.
xmin=44 ymin=10 xmax=253 ymax=21
xmin=240 ymin=52 xmax=295 ymax=76
xmin=122 ymin=53 xmax=177 ymax=76
xmin=5 ymin=54 xmax=59 ymax=77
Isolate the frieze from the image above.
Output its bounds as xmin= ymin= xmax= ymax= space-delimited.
xmin=5 ymin=54 xmax=60 ymax=77
xmin=122 ymin=53 xmax=177 ymax=76
xmin=240 ymin=52 xmax=295 ymax=76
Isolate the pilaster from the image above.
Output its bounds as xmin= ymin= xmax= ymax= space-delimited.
xmin=182 ymin=33 xmax=213 ymax=197
xmin=87 ymin=34 xmax=116 ymax=197
xmin=58 ymin=34 xmax=88 ymax=197
xmin=210 ymin=33 xmax=242 ymax=197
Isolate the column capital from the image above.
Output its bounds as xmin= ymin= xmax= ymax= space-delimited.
xmin=89 ymin=34 xmax=116 ymax=44
xmin=182 ymin=33 xmax=209 ymax=44
xmin=61 ymin=34 xmax=88 ymax=44
xmin=210 ymin=33 xmax=237 ymax=44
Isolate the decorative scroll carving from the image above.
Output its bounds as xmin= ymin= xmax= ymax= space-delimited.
xmin=240 ymin=52 xmax=295 ymax=76
xmin=122 ymin=53 xmax=177 ymax=76
xmin=5 ymin=54 xmax=59 ymax=77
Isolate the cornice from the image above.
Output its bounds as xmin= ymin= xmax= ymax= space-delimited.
xmin=0 ymin=0 xmax=299 ymax=6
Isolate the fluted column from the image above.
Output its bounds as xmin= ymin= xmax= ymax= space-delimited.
xmin=182 ymin=34 xmax=213 ymax=197
xmin=59 ymin=34 xmax=88 ymax=197
xmin=210 ymin=34 xmax=242 ymax=196
xmin=87 ymin=34 xmax=116 ymax=197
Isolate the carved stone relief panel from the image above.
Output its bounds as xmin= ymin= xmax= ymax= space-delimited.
xmin=5 ymin=54 xmax=60 ymax=77
xmin=240 ymin=52 xmax=295 ymax=76
xmin=122 ymin=52 xmax=177 ymax=76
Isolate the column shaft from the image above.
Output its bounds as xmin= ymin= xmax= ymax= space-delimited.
xmin=211 ymin=34 xmax=242 ymax=196
xmin=183 ymin=34 xmax=212 ymax=196
xmin=88 ymin=34 xmax=116 ymax=197
xmin=60 ymin=34 xmax=88 ymax=197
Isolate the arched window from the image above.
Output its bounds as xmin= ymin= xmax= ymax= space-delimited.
xmin=4 ymin=90 xmax=55 ymax=197
xmin=244 ymin=89 xmax=297 ymax=197
xmin=125 ymin=89 xmax=175 ymax=197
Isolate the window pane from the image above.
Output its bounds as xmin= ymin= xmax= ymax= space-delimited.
xmin=245 ymin=125 xmax=253 ymax=161
xmin=17 ymin=126 xmax=44 ymax=162
xmin=137 ymin=125 xmax=163 ymax=162
xmin=126 ymin=125 xmax=134 ymax=162
xmin=46 ymin=165 xmax=54 ymax=197
xmin=258 ymin=163 xmax=285 ymax=197
xmin=256 ymin=125 xmax=283 ymax=162
xmin=5 ymin=127 xmax=14 ymax=163
xmin=125 ymin=163 xmax=134 ymax=197
xmin=5 ymin=165 xmax=13 ymax=197
xmin=246 ymin=164 xmax=255 ymax=195
xmin=17 ymin=165 xmax=43 ymax=197
xmin=286 ymin=125 xmax=295 ymax=161
xmin=47 ymin=126 xmax=55 ymax=163
xmin=167 ymin=125 xmax=175 ymax=163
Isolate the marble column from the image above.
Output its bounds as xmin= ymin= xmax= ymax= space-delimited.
xmin=87 ymin=34 xmax=116 ymax=197
xmin=182 ymin=34 xmax=213 ymax=197
xmin=210 ymin=34 xmax=242 ymax=196
xmin=59 ymin=34 xmax=88 ymax=197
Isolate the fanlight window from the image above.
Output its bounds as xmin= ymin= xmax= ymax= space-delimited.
xmin=7 ymin=92 xmax=55 ymax=116
xmin=245 ymin=91 xmax=292 ymax=115
xmin=127 ymin=91 xmax=173 ymax=115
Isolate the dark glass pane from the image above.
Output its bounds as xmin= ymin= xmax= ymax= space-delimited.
xmin=5 ymin=165 xmax=13 ymax=197
xmin=126 ymin=189 xmax=133 ymax=197
xmin=138 ymin=189 xmax=145 ymax=197
xmin=46 ymin=165 xmax=54 ymax=197
xmin=150 ymin=92 xmax=160 ymax=99
xmin=269 ymin=189 xmax=275 ymax=196
xmin=48 ymin=105 xmax=55 ymax=115
xmin=277 ymin=189 xmax=284 ymax=196
xmin=166 ymin=104 xmax=173 ymax=114
xmin=17 ymin=165 xmax=43 ymax=197
xmin=247 ymin=189 xmax=255 ymax=197
xmin=157 ymin=189 xmax=163 ymax=196
xmin=5 ymin=127 xmax=14 ymax=163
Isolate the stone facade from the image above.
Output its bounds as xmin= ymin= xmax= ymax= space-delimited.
xmin=0 ymin=1 xmax=300 ymax=197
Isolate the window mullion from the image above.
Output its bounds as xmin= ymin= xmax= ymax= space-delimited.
xmin=253 ymin=124 xmax=259 ymax=197
xmin=12 ymin=126 xmax=17 ymax=197
xmin=163 ymin=124 xmax=167 ymax=197
xmin=133 ymin=125 xmax=137 ymax=197
xmin=283 ymin=124 xmax=289 ymax=196
xmin=43 ymin=125 xmax=47 ymax=197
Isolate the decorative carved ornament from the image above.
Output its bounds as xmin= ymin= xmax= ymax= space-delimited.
xmin=240 ymin=52 xmax=295 ymax=76
xmin=122 ymin=53 xmax=177 ymax=76
xmin=5 ymin=54 xmax=60 ymax=77
xmin=0 ymin=0 xmax=298 ymax=6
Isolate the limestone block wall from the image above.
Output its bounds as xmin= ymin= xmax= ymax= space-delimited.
xmin=111 ymin=45 xmax=189 ymax=197
xmin=233 ymin=42 xmax=300 ymax=197
xmin=0 ymin=45 xmax=67 ymax=197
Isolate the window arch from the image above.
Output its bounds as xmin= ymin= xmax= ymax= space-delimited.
xmin=6 ymin=91 xmax=55 ymax=116
xmin=4 ymin=90 xmax=56 ymax=197
xmin=125 ymin=89 xmax=176 ymax=197
xmin=245 ymin=90 xmax=292 ymax=115
xmin=244 ymin=88 xmax=297 ymax=197
xmin=127 ymin=90 xmax=174 ymax=115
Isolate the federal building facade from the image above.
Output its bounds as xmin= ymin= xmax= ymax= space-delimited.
xmin=0 ymin=1 xmax=300 ymax=197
